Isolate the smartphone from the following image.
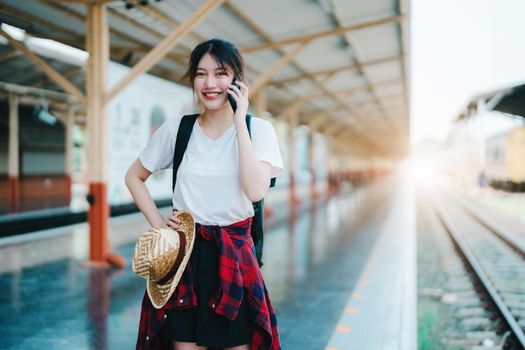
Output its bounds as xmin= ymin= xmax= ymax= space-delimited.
xmin=228 ymin=77 xmax=239 ymax=112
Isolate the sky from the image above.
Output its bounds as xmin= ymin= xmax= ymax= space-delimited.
xmin=410 ymin=0 xmax=525 ymax=145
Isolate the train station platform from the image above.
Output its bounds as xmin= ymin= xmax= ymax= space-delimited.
xmin=325 ymin=177 xmax=416 ymax=350
xmin=0 ymin=174 xmax=417 ymax=350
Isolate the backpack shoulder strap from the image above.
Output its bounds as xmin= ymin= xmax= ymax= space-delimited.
xmin=245 ymin=114 xmax=251 ymax=136
xmin=172 ymin=114 xmax=199 ymax=192
xmin=246 ymin=114 xmax=276 ymax=188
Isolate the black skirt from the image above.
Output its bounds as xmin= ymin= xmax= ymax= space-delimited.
xmin=159 ymin=234 xmax=252 ymax=348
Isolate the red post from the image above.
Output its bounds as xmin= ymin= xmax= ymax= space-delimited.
xmin=8 ymin=175 xmax=19 ymax=212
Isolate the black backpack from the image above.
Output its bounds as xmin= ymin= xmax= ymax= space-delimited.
xmin=172 ymin=114 xmax=276 ymax=267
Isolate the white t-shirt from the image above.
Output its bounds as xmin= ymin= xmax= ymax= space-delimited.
xmin=139 ymin=115 xmax=284 ymax=226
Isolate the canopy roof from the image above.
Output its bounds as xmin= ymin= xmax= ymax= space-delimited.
xmin=457 ymin=83 xmax=525 ymax=121
xmin=490 ymin=84 xmax=525 ymax=118
xmin=0 ymin=0 xmax=410 ymax=159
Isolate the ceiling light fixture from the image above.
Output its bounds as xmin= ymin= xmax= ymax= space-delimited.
xmin=123 ymin=0 xmax=162 ymax=10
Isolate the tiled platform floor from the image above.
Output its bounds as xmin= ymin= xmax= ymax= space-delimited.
xmin=325 ymin=178 xmax=416 ymax=350
xmin=0 ymin=176 xmax=409 ymax=349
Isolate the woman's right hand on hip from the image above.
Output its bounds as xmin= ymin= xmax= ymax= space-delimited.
xmin=161 ymin=210 xmax=182 ymax=230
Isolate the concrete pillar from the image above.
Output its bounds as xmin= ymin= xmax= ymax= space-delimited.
xmin=8 ymin=93 xmax=19 ymax=212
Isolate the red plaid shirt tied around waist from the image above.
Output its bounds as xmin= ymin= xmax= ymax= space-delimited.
xmin=136 ymin=217 xmax=281 ymax=350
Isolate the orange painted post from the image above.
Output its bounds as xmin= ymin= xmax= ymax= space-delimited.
xmin=65 ymin=174 xmax=72 ymax=204
xmin=8 ymin=176 xmax=19 ymax=212
xmin=84 ymin=3 xmax=125 ymax=269
xmin=88 ymin=182 xmax=109 ymax=263
xmin=264 ymin=206 xmax=274 ymax=218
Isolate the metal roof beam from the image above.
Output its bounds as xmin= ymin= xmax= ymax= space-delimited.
xmin=0 ymin=81 xmax=79 ymax=103
xmin=40 ymin=0 xmax=143 ymax=48
xmin=241 ymin=15 xmax=402 ymax=53
xmin=250 ymin=39 xmax=311 ymax=95
xmin=355 ymin=105 xmax=403 ymax=117
xmin=105 ymin=0 xmax=226 ymax=103
xmin=106 ymin=8 xmax=192 ymax=67
xmin=274 ymin=54 xmax=402 ymax=85
xmin=307 ymin=113 xmax=328 ymax=132
xmin=40 ymin=1 xmax=188 ymax=68
xmin=0 ymin=2 xmax=83 ymax=46
xmin=32 ymin=67 xmax=85 ymax=88
xmin=0 ymin=27 xmax=86 ymax=103
xmin=224 ymin=2 xmax=388 ymax=154
xmin=275 ymin=73 xmax=336 ymax=120
xmin=327 ymin=127 xmax=374 ymax=157
xmin=299 ymin=94 xmax=384 ymax=155
xmin=326 ymin=10 xmax=402 ymax=147
xmin=347 ymin=93 xmax=404 ymax=107
xmin=323 ymin=119 xmax=347 ymax=135
xmin=0 ymin=49 xmax=21 ymax=64
xmin=301 ymin=106 xmax=381 ymax=156
xmin=296 ymin=101 xmax=379 ymax=155
xmin=225 ymin=1 xmax=319 ymax=107
xmin=0 ymin=62 xmax=34 ymax=81
xmin=324 ymin=83 xmax=389 ymax=147
xmin=338 ymin=78 xmax=403 ymax=98
xmin=138 ymin=4 xmax=206 ymax=45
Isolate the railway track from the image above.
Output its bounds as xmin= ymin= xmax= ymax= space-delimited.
xmin=430 ymin=192 xmax=525 ymax=349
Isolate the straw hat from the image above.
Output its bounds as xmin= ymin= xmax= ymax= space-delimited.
xmin=132 ymin=210 xmax=196 ymax=309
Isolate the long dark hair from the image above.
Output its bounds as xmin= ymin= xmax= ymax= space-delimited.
xmin=182 ymin=38 xmax=246 ymax=85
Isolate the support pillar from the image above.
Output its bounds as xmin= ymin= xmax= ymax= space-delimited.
xmin=8 ymin=93 xmax=19 ymax=212
xmin=308 ymin=130 xmax=319 ymax=200
xmin=308 ymin=116 xmax=327 ymax=199
xmin=253 ymin=87 xmax=274 ymax=217
xmin=85 ymin=3 xmax=124 ymax=269
xmin=65 ymin=105 xmax=75 ymax=204
xmin=288 ymin=114 xmax=300 ymax=206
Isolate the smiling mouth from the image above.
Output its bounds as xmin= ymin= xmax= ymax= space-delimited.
xmin=203 ymin=92 xmax=222 ymax=97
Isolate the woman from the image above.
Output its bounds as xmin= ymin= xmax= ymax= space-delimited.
xmin=125 ymin=38 xmax=283 ymax=350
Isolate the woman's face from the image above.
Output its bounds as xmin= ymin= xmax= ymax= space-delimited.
xmin=193 ymin=53 xmax=235 ymax=112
